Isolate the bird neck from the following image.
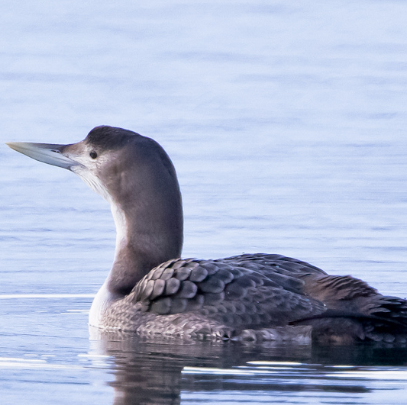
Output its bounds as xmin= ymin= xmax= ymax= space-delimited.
xmin=89 ymin=194 xmax=183 ymax=327
xmin=106 ymin=189 xmax=183 ymax=297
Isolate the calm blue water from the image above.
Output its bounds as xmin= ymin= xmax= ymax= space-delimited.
xmin=1 ymin=1 xmax=407 ymax=404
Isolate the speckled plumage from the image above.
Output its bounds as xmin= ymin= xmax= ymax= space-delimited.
xmin=102 ymin=253 xmax=407 ymax=344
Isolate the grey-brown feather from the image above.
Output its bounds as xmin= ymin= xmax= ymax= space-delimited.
xmin=101 ymin=253 xmax=407 ymax=343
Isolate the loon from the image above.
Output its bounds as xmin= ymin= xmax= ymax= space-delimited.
xmin=7 ymin=126 xmax=407 ymax=344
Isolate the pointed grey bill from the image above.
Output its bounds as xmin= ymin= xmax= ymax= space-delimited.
xmin=6 ymin=142 xmax=78 ymax=170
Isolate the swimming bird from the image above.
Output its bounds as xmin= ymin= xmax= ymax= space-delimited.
xmin=7 ymin=126 xmax=407 ymax=344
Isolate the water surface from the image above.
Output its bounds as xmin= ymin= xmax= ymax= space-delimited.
xmin=1 ymin=1 xmax=407 ymax=404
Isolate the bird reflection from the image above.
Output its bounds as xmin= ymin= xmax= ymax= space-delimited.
xmin=89 ymin=328 xmax=312 ymax=405
xmin=88 ymin=328 xmax=407 ymax=405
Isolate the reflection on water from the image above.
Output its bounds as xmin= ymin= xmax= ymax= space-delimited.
xmin=89 ymin=332 xmax=407 ymax=405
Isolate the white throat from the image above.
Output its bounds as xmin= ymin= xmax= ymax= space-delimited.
xmin=78 ymin=167 xmax=129 ymax=327
xmin=111 ymin=201 xmax=128 ymax=260
xmin=89 ymin=201 xmax=129 ymax=327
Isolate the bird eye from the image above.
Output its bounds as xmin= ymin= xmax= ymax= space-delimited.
xmin=90 ymin=151 xmax=98 ymax=159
